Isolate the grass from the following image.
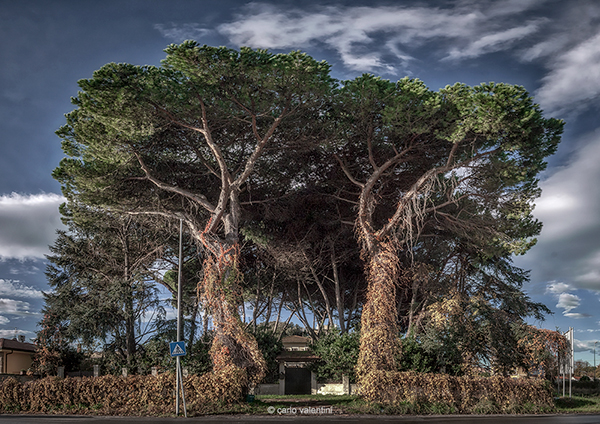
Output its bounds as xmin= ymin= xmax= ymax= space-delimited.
xmin=6 ymin=393 xmax=600 ymax=416
xmin=249 ymin=394 xmax=364 ymax=415
xmin=555 ymin=395 xmax=600 ymax=413
xmin=250 ymin=393 xmax=597 ymax=415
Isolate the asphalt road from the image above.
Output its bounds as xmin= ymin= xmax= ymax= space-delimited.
xmin=2 ymin=415 xmax=600 ymax=423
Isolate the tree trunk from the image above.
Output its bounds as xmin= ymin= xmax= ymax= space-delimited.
xmin=122 ymin=232 xmax=137 ymax=369
xmin=346 ymin=283 xmax=359 ymax=332
xmin=264 ymin=274 xmax=275 ymax=328
xmin=188 ymin=298 xmax=199 ymax=347
xmin=307 ymin=260 xmax=334 ymax=330
xmin=272 ymin=291 xmax=285 ymax=336
xmin=331 ymin=247 xmax=346 ymax=334
xmin=252 ymin=278 xmax=261 ymax=333
xmin=198 ymin=237 xmax=266 ymax=384
xmin=356 ymin=241 xmax=400 ymax=379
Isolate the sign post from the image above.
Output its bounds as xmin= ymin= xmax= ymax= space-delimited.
xmin=170 ymin=341 xmax=187 ymax=417
xmin=172 ymin=218 xmax=187 ymax=417
xmin=170 ymin=341 xmax=186 ymax=357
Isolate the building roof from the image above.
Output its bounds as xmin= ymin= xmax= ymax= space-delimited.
xmin=276 ymin=350 xmax=320 ymax=362
xmin=0 ymin=338 xmax=37 ymax=353
xmin=281 ymin=335 xmax=311 ymax=345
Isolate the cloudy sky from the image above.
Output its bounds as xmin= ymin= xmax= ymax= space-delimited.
xmin=2 ymin=0 xmax=600 ymax=362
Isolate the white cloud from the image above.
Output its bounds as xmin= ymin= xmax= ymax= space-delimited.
xmin=557 ymin=293 xmax=580 ymax=313
xmin=0 ymin=192 xmax=65 ymax=260
xmin=9 ymin=264 xmax=40 ymax=275
xmin=546 ymin=282 xmax=572 ymax=294
xmin=0 ymin=329 xmax=34 ymax=339
xmin=537 ymin=141 xmax=596 ymax=215
xmin=444 ymin=20 xmax=546 ymax=61
xmin=0 ymin=279 xmax=43 ymax=299
xmin=516 ymin=133 xmax=600 ymax=291
xmin=0 ymin=315 xmax=9 ymax=325
xmin=574 ymin=338 xmax=593 ymax=352
xmin=484 ymin=0 xmax=549 ymax=17
xmin=521 ymin=34 xmax=571 ymax=62
xmin=535 ymin=31 xmax=600 ymax=116
xmin=0 ymin=298 xmax=35 ymax=316
xmin=154 ymin=23 xmax=212 ymax=42
xmin=215 ymin=2 xmax=543 ymax=73
xmin=564 ymin=312 xmax=591 ymax=319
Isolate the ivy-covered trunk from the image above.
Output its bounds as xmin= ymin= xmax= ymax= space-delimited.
xmin=198 ymin=213 xmax=266 ymax=385
xmin=356 ymin=241 xmax=400 ymax=380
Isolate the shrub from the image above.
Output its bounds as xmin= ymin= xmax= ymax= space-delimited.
xmin=359 ymin=370 xmax=554 ymax=413
xmin=250 ymin=329 xmax=283 ymax=384
xmin=310 ymin=330 xmax=360 ymax=383
xmin=0 ymin=365 xmax=247 ymax=416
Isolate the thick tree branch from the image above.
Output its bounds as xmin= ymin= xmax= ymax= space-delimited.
xmin=134 ymin=152 xmax=215 ymax=213
xmin=334 ymin=154 xmax=364 ymax=189
xmin=379 ymin=145 xmax=503 ymax=238
xmin=233 ymin=110 xmax=287 ymax=189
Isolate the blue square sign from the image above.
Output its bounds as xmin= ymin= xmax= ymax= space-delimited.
xmin=169 ymin=341 xmax=186 ymax=357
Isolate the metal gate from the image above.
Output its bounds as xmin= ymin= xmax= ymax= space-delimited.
xmin=284 ymin=367 xmax=311 ymax=395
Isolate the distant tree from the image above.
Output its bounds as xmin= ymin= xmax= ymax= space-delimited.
xmin=162 ymin=245 xmax=205 ymax=347
xmin=244 ymin=190 xmax=365 ymax=338
xmin=138 ymin=324 xmax=213 ymax=376
xmin=41 ymin=203 xmax=168 ymax=370
xmin=574 ymin=360 xmax=591 ymax=378
xmin=32 ymin=309 xmax=84 ymax=376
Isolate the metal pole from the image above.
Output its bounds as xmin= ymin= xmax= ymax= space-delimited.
xmin=176 ymin=356 xmax=180 ymax=415
xmin=569 ymin=327 xmax=573 ymax=398
xmin=176 ymin=219 xmax=183 ymax=415
xmin=178 ymin=360 xmax=187 ymax=417
xmin=595 ymin=342 xmax=598 ymax=381
xmin=177 ymin=218 xmax=183 ymax=344
xmin=562 ymin=351 xmax=565 ymax=397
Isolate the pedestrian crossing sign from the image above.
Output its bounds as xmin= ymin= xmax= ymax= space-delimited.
xmin=169 ymin=341 xmax=186 ymax=357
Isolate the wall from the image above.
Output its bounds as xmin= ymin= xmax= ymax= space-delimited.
xmin=257 ymin=381 xmax=360 ymax=396
xmin=3 ymin=351 xmax=34 ymax=374
xmin=256 ymin=384 xmax=279 ymax=395
xmin=313 ymin=383 xmax=359 ymax=395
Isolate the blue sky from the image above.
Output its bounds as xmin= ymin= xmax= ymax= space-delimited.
xmin=2 ymin=0 xmax=600 ymax=363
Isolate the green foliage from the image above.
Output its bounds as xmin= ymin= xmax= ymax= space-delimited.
xmin=398 ymin=335 xmax=447 ymax=374
xmin=249 ymin=329 xmax=283 ymax=384
xmin=52 ymin=41 xmax=564 ymax=394
xmin=310 ymin=330 xmax=360 ymax=383
xmin=134 ymin=321 xmax=212 ymax=377
xmin=39 ymin=204 xmax=168 ymax=372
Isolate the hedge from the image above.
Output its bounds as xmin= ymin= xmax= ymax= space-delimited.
xmin=360 ymin=371 xmax=554 ymax=414
xmin=0 ymin=364 xmax=246 ymax=415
